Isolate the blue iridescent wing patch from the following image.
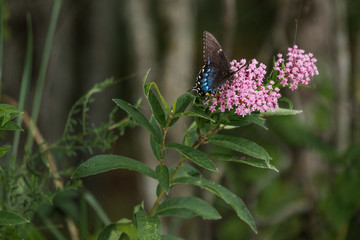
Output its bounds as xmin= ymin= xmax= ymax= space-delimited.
xmin=194 ymin=31 xmax=234 ymax=96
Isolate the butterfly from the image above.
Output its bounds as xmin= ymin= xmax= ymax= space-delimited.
xmin=192 ymin=31 xmax=235 ymax=96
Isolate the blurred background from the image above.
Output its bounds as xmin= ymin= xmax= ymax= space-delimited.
xmin=2 ymin=0 xmax=360 ymax=239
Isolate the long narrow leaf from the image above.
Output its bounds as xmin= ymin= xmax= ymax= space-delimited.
xmin=172 ymin=176 xmax=257 ymax=233
xmin=12 ymin=14 xmax=33 ymax=162
xmin=25 ymin=0 xmax=63 ymax=152
xmin=143 ymin=71 xmax=170 ymax=114
xmin=150 ymin=116 xmax=162 ymax=161
xmin=167 ymin=142 xmax=217 ymax=172
xmin=148 ymin=90 xmax=166 ymax=127
xmin=210 ymin=153 xmax=278 ymax=172
xmin=224 ymin=114 xmax=267 ymax=129
xmin=113 ymin=99 xmax=162 ymax=144
xmin=154 ymin=196 xmax=221 ymax=220
xmin=208 ymin=134 xmax=271 ymax=167
xmin=72 ymin=155 xmax=156 ymax=179
xmin=155 ymin=165 xmax=170 ymax=194
xmin=169 ymin=93 xmax=195 ymax=126
xmin=260 ymin=108 xmax=302 ymax=116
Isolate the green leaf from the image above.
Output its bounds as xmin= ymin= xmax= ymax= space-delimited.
xmin=224 ymin=114 xmax=267 ymax=130
xmin=143 ymin=71 xmax=170 ymax=114
xmin=150 ymin=117 xmax=162 ymax=161
xmin=0 ymin=120 xmax=23 ymax=131
xmin=169 ymin=93 xmax=195 ymax=126
xmin=150 ymin=135 xmax=162 ymax=162
xmin=113 ymin=99 xmax=162 ymax=144
xmin=134 ymin=206 xmax=161 ymax=240
xmin=279 ymin=97 xmax=293 ymax=110
xmin=183 ymin=121 xmax=198 ymax=147
xmin=208 ymin=134 xmax=271 ymax=168
xmin=172 ymin=176 xmax=257 ymax=233
xmin=0 ymin=104 xmax=23 ymax=126
xmin=147 ymin=90 xmax=166 ymax=127
xmin=210 ymin=153 xmax=278 ymax=172
xmin=155 ymin=165 xmax=170 ymax=194
xmin=166 ymin=142 xmax=218 ymax=172
xmin=72 ymin=155 xmax=156 ymax=179
xmin=173 ymin=105 xmax=214 ymax=122
xmin=98 ymin=224 xmax=122 ymax=240
xmin=150 ymin=115 xmax=163 ymax=142
xmin=0 ymin=211 xmax=29 ymax=225
xmin=98 ymin=219 xmax=139 ymax=240
xmin=155 ymin=196 xmax=221 ymax=220
xmin=260 ymin=108 xmax=302 ymax=116
xmin=173 ymin=111 xmax=214 ymax=122
xmin=0 ymin=145 xmax=11 ymax=158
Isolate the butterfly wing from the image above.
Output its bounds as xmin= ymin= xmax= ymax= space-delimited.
xmin=203 ymin=31 xmax=231 ymax=72
xmin=193 ymin=31 xmax=233 ymax=96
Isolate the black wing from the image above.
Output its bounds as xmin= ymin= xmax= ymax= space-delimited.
xmin=203 ymin=31 xmax=231 ymax=72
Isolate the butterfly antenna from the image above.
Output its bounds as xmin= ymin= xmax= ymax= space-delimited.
xmin=293 ymin=0 xmax=303 ymax=45
xmin=232 ymin=64 xmax=245 ymax=75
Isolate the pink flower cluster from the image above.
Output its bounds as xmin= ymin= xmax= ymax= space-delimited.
xmin=275 ymin=45 xmax=319 ymax=91
xmin=203 ymin=45 xmax=318 ymax=116
xmin=204 ymin=59 xmax=281 ymax=117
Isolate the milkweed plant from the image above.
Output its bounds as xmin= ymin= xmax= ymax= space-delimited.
xmin=72 ymin=45 xmax=319 ymax=239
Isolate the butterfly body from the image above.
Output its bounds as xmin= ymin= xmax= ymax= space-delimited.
xmin=194 ymin=31 xmax=234 ymax=96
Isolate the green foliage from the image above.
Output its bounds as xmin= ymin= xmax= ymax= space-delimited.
xmin=97 ymin=219 xmax=139 ymax=240
xmin=155 ymin=165 xmax=170 ymax=194
xmin=59 ymin=77 xmax=119 ymax=156
xmin=0 ymin=211 xmax=29 ymax=226
xmin=113 ymin=98 xmax=162 ymax=144
xmin=208 ymin=134 xmax=272 ymax=168
xmin=0 ymin=78 xmax=121 ymax=239
xmin=0 ymin=145 xmax=10 ymax=158
xmin=134 ymin=205 xmax=161 ymax=240
xmin=1 ymin=9 xmax=319 ymax=235
xmin=154 ymin=196 xmax=221 ymax=220
xmin=0 ymin=104 xmax=23 ymax=131
xmin=73 ymin=154 xmax=156 ymax=179
xmin=166 ymin=142 xmax=218 ymax=172
xmin=172 ymin=176 xmax=257 ymax=233
xmin=73 ymin=71 xmax=305 ymax=239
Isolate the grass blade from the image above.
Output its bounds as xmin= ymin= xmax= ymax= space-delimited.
xmin=11 ymin=14 xmax=33 ymax=166
xmin=25 ymin=0 xmax=63 ymax=152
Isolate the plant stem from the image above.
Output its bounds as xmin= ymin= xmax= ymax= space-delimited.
xmin=108 ymin=116 xmax=130 ymax=130
xmin=149 ymin=123 xmax=223 ymax=216
xmin=159 ymin=110 xmax=173 ymax=161
xmin=0 ymin=0 xmax=3 ymax=100
xmin=11 ymin=14 xmax=33 ymax=168
xmin=25 ymin=0 xmax=63 ymax=153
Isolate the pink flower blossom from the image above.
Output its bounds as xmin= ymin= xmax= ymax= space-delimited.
xmin=274 ymin=45 xmax=319 ymax=91
xmin=204 ymin=59 xmax=281 ymax=116
xmin=203 ymin=45 xmax=318 ymax=117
